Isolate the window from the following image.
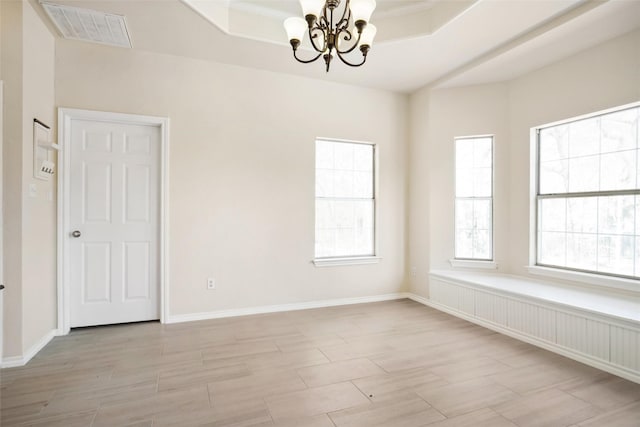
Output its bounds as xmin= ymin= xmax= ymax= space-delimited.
xmin=536 ymin=104 xmax=640 ymax=280
xmin=455 ymin=136 xmax=493 ymax=260
xmin=315 ymin=139 xmax=375 ymax=260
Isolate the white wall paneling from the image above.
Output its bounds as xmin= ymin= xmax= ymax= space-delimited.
xmin=426 ymin=272 xmax=640 ymax=384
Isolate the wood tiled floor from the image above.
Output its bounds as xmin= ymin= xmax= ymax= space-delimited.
xmin=1 ymin=299 xmax=639 ymax=426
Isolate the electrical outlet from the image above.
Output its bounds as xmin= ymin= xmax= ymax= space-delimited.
xmin=207 ymin=278 xmax=216 ymax=290
xmin=410 ymin=266 xmax=417 ymax=277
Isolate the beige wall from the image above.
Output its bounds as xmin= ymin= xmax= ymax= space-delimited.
xmin=0 ymin=0 xmax=56 ymax=358
xmin=407 ymin=88 xmax=431 ymax=297
xmin=409 ymin=29 xmax=640 ymax=298
xmin=408 ymin=83 xmax=509 ymax=297
xmin=55 ymin=42 xmax=409 ymax=316
xmin=507 ymin=29 xmax=640 ymax=276
xmin=21 ymin=0 xmax=57 ymax=351
xmin=1 ymin=0 xmax=25 ymax=358
xmin=429 ymin=83 xmax=509 ymax=271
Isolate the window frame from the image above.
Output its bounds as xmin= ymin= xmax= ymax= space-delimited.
xmin=531 ymin=101 xmax=640 ymax=290
xmin=453 ymin=134 xmax=495 ymax=264
xmin=313 ymin=137 xmax=380 ymax=267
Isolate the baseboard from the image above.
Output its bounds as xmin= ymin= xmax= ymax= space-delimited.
xmin=1 ymin=329 xmax=59 ymax=369
xmin=167 ymin=293 xmax=409 ymax=324
xmin=1 ymin=355 xmax=24 ymax=369
xmin=406 ymin=292 xmax=640 ymax=385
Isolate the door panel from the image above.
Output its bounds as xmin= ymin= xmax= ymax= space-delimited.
xmin=82 ymin=242 xmax=111 ymax=303
xmin=70 ymin=119 xmax=159 ymax=327
xmin=123 ymin=242 xmax=150 ymax=300
xmin=83 ymin=162 xmax=111 ymax=222
xmin=124 ymin=164 xmax=150 ymax=222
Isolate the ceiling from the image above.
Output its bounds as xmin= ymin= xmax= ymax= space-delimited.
xmin=41 ymin=0 xmax=640 ymax=93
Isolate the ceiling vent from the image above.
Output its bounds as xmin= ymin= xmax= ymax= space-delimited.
xmin=41 ymin=1 xmax=132 ymax=48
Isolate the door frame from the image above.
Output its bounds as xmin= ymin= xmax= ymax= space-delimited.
xmin=57 ymin=108 xmax=170 ymax=334
xmin=1 ymin=81 xmax=4 ymax=359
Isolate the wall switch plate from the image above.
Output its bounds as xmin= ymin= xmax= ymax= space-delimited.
xmin=29 ymin=184 xmax=37 ymax=198
xmin=207 ymin=278 xmax=215 ymax=290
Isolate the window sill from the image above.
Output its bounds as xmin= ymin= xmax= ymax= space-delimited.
xmin=449 ymin=259 xmax=498 ymax=270
xmin=526 ymin=265 xmax=638 ymax=293
xmin=313 ymin=256 xmax=381 ymax=267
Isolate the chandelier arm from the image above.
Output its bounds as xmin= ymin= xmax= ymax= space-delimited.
xmin=293 ymin=49 xmax=324 ymax=64
xmin=320 ymin=2 xmax=329 ymax=24
xmin=308 ymin=26 xmax=327 ymax=53
xmin=335 ymin=49 xmax=367 ymax=67
xmin=336 ymin=0 xmax=351 ymax=29
xmin=319 ymin=13 xmax=329 ymax=29
xmin=335 ymin=28 xmax=362 ymax=55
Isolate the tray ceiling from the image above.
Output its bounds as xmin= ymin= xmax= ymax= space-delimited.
xmin=40 ymin=0 xmax=640 ymax=92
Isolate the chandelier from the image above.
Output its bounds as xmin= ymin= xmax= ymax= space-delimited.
xmin=284 ymin=0 xmax=377 ymax=72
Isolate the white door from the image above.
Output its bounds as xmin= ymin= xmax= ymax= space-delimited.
xmin=69 ymin=118 xmax=160 ymax=327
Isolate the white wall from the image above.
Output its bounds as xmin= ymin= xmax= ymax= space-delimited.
xmin=55 ymin=42 xmax=409 ymax=316
xmin=0 ymin=0 xmax=57 ymax=359
xmin=409 ymin=29 xmax=640 ymax=298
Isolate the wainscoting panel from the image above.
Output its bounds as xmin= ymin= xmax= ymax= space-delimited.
xmin=538 ymin=306 xmax=557 ymax=343
xmin=475 ymin=291 xmax=508 ymax=327
xmin=556 ymin=312 xmax=587 ymax=353
xmin=610 ymin=326 xmax=640 ymax=373
xmin=507 ymin=300 xmax=539 ymax=337
xmin=461 ymin=287 xmax=475 ymax=315
xmin=585 ymin=319 xmax=610 ymax=361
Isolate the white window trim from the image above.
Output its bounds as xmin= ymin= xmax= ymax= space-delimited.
xmin=449 ymin=259 xmax=498 ymax=269
xmin=313 ymin=137 xmax=378 ymax=265
xmin=313 ymin=256 xmax=381 ymax=267
xmin=529 ymin=101 xmax=640 ymax=291
xmin=453 ymin=134 xmax=495 ymax=262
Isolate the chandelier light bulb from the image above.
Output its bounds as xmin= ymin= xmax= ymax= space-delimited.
xmin=299 ymin=0 xmax=325 ymax=20
xmin=284 ymin=17 xmax=307 ymax=44
xmin=350 ymin=0 xmax=376 ymax=26
xmin=358 ymin=23 xmax=377 ymax=48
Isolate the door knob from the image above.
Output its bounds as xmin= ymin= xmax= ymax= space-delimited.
xmin=71 ymin=230 xmax=81 ymax=238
